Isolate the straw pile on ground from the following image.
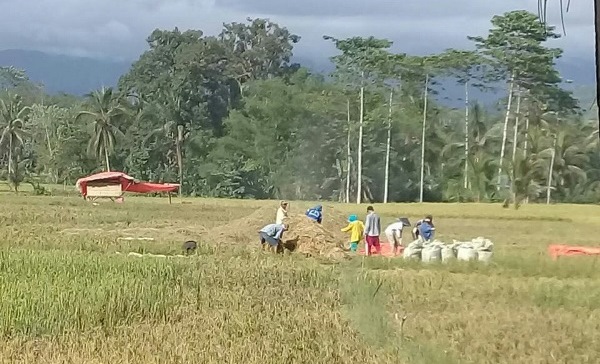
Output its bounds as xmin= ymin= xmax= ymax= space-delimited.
xmin=207 ymin=206 xmax=350 ymax=260
xmin=281 ymin=213 xmax=349 ymax=259
xmin=207 ymin=206 xmax=274 ymax=244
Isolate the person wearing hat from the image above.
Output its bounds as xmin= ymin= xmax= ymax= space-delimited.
xmin=276 ymin=201 xmax=289 ymax=224
xmin=341 ymin=214 xmax=365 ymax=252
xmin=384 ymin=218 xmax=411 ymax=256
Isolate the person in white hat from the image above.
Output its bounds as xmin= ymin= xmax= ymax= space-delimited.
xmin=276 ymin=201 xmax=289 ymax=224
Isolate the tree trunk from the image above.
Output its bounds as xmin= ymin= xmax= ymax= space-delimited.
xmin=497 ymin=73 xmax=515 ymax=189
xmin=176 ymin=124 xmax=184 ymax=198
xmin=419 ymin=74 xmax=429 ymax=203
xmin=346 ymin=99 xmax=351 ymax=204
xmin=356 ymin=72 xmax=365 ymax=205
xmin=522 ymin=100 xmax=530 ymax=204
xmin=595 ymin=0 xmax=600 ymax=130
xmin=7 ymin=135 xmax=13 ymax=192
xmin=104 ymin=143 xmax=111 ymax=172
xmin=511 ymin=86 xmax=522 ymax=163
xmin=384 ymin=89 xmax=393 ymax=203
xmin=523 ymin=110 xmax=530 ymax=158
xmin=7 ymin=134 xmax=13 ymax=176
xmin=546 ymin=134 xmax=557 ymax=204
xmin=463 ymin=81 xmax=469 ymax=189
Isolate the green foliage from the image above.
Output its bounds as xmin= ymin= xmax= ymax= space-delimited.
xmin=0 ymin=12 xmax=596 ymax=203
xmin=76 ymin=87 xmax=131 ymax=171
xmin=0 ymin=66 xmax=28 ymax=89
xmin=0 ymin=94 xmax=31 ymax=192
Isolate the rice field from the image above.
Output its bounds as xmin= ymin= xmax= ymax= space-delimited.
xmin=0 ymin=193 xmax=599 ymax=363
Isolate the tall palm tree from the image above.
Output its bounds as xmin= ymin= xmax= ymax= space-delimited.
xmin=505 ymin=150 xmax=546 ymax=209
xmin=441 ymin=114 xmax=497 ymax=202
xmin=538 ymin=0 xmax=600 ymax=130
xmin=0 ymin=95 xmax=31 ymax=191
xmin=76 ymin=87 xmax=128 ymax=171
xmin=141 ymin=91 xmax=186 ymax=196
xmin=539 ymin=125 xmax=590 ymax=202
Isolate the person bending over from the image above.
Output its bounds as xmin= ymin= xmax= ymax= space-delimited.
xmin=305 ymin=205 xmax=323 ymax=224
xmin=341 ymin=214 xmax=364 ymax=252
xmin=418 ymin=217 xmax=435 ymax=242
xmin=259 ymin=223 xmax=288 ymax=253
xmin=384 ymin=218 xmax=409 ymax=256
xmin=412 ymin=215 xmax=434 ymax=241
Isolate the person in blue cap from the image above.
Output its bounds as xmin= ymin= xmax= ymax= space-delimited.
xmin=305 ymin=205 xmax=323 ymax=224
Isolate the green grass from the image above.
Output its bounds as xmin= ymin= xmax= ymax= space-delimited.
xmin=0 ymin=194 xmax=599 ymax=363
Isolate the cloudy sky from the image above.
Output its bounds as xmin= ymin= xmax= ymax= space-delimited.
xmin=0 ymin=0 xmax=595 ymax=63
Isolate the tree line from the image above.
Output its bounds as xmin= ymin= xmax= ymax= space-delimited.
xmin=0 ymin=11 xmax=598 ymax=206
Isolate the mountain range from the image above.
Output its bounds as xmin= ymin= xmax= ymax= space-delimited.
xmin=0 ymin=48 xmax=596 ymax=116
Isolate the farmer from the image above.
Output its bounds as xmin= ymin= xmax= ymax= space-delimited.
xmin=364 ymin=206 xmax=381 ymax=256
xmin=305 ymin=205 xmax=323 ymax=224
xmin=276 ymin=200 xmax=289 ymax=224
xmin=258 ymin=223 xmax=288 ymax=253
xmin=418 ymin=216 xmax=435 ymax=242
xmin=412 ymin=215 xmax=434 ymax=240
xmin=384 ymin=218 xmax=409 ymax=256
xmin=341 ymin=214 xmax=364 ymax=252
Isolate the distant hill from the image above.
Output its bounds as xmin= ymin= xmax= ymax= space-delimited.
xmin=0 ymin=49 xmax=595 ymax=115
xmin=0 ymin=49 xmax=131 ymax=95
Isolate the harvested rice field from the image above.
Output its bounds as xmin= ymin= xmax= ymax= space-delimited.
xmin=1 ymin=194 xmax=599 ymax=363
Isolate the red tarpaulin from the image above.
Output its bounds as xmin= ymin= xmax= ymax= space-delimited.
xmin=548 ymin=244 xmax=600 ymax=260
xmin=76 ymin=171 xmax=179 ymax=198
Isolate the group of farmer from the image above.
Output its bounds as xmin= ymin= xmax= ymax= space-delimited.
xmin=339 ymin=208 xmax=435 ymax=256
xmin=258 ymin=201 xmax=322 ymax=252
xmin=258 ymin=200 xmax=436 ymax=256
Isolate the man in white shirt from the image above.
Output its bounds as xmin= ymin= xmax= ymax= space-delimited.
xmin=275 ymin=201 xmax=288 ymax=224
xmin=384 ymin=218 xmax=410 ymax=256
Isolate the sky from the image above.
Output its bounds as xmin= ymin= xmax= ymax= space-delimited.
xmin=0 ymin=0 xmax=595 ymax=64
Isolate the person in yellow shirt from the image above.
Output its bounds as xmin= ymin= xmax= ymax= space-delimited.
xmin=341 ymin=214 xmax=364 ymax=252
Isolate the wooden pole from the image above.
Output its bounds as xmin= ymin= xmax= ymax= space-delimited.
xmin=169 ymin=192 xmax=172 ymax=204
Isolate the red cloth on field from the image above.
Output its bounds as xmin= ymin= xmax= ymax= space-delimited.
xmin=365 ymin=235 xmax=381 ymax=256
xmin=548 ymin=244 xmax=600 ymax=260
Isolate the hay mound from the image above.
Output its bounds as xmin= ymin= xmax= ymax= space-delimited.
xmin=208 ymin=206 xmax=274 ymax=243
xmin=208 ymin=205 xmax=351 ymax=260
xmin=281 ymin=213 xmax=349 ymax=259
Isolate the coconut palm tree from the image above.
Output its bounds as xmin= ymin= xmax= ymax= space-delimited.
xmin=140 ymin=91 xmax=186 ymax=196
xmin=537 ymin=0 xmax=600 ymax=128
xmin=539 ymin=124 xmax=590 ymax=202
xmin=0 ymin=94 xmax=31 ymax=191
xmin=76 ymin=87 xmax=129 ymax=171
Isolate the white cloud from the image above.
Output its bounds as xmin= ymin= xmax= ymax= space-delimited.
xmin=0 ymin=0 xmax=594 ymax=63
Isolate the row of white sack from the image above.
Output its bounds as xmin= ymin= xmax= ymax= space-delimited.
xmin=403 ymin=238 xmax=494 ymax=263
